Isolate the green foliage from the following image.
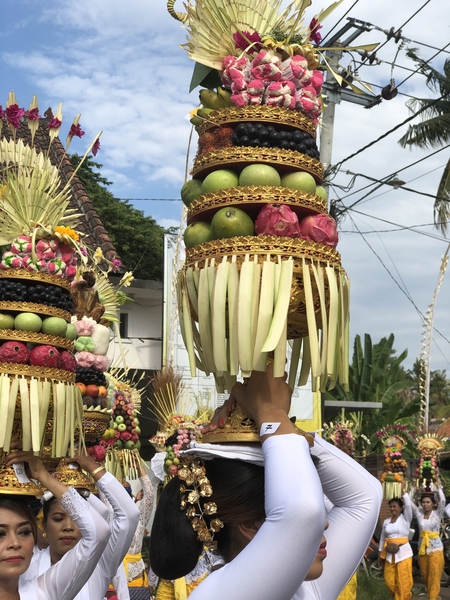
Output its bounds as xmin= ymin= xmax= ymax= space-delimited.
xmin=325 ymin=334 xmax=419 ymax=453
xmin=70 ymin=154 xmax=170 ymax=281
xmin=405 ymin=358 xmax=450 ymax=420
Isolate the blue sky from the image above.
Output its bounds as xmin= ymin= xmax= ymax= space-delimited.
xmin=2 ymin=0 xmax=450 ymax=371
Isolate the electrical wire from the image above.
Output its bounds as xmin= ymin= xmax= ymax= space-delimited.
xmin=319 ymin=0 xmax=362 ymax=46
xmin=395 ymin=41 xmax=450 ymax=90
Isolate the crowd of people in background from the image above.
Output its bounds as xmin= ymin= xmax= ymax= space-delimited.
xmin=3 ymin=369 xmax=450 ymax=600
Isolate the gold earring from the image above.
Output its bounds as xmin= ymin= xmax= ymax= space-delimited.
xmin=42 ymin=532 xmax=47 ymax=538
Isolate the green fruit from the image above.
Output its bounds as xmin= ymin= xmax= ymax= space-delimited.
xmin=173 ymin=457 xmax=180 ymax=465
xmin=14 ymin=312 xmax=42 ymax=333
xmin=239 ymin=164 xmax=281 ymax=187
xmin=115 ymin=415 xmax=125 ymax=424
xmin=165 ymin=459 xmax=173 ymax=466
xmin=211 ymin=207 xmax=255 ymax=240
xmin=134 ymin=440 xmax=141 ymax=450
xmin=315 ymin=185 xmax=328 ymax=202
xmin=0 ymin=313 xmax=14 ymax=330
xmin=197 ymin=107 xmax=214 ymax=118
xmin=117 ymin=423 xmax=127 ymax=432
xmin=135 ymin=426 xmax=141 ymax=434
xmin=41 ymin=316 xmax=68 ymax=337
xmin=115 ymin=440 xmax=123 ymax=449
xmin=167 ymin=451 xmax=175 ymax=460
xmin=181 ymin=179 xmax=203 ymax=207
xmin=281 ymin=171 xmax=317 ymax=194
xmin=201 ymin=169 xmax=239 ymax=194
xmin=112 ymin=422 xmax=118 ymax=429
xmin=65 ymin=323 xmax=78 ymax=341
xmin=184 ymin=222 xmax=213 ymax=249
xmin=124 ymin=441 xmax=135 ymax=449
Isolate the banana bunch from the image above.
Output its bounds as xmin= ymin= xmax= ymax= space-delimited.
xmin=177 ymin=255 xmax=350 ymax=393
xmin=199 ymin=87 xmax=233 ymax=110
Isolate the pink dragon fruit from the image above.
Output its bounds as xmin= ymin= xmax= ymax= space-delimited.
xmin=255 ymin=205 xmax=300 ymax=238
xmin=29 ymin=345 xmax=60 ymax=367
xmin=58 ymin=350 xmax=77 ymax=371
xmin=0 ymin=341 xmax=29 ymax=364
xmin=298 ymin=214 xmax=338 ymax=248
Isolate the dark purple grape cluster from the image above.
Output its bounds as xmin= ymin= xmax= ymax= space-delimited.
xmin=0 ymin=280 xmax=73 ymax=313
xmin=76 ymin=367 xmax=107 ymax=387
xmin=231 ymin=123 xmax=320 ymax=159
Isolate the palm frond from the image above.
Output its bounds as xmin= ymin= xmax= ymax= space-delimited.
xmin=95 ymin=269 xmax=121 ymax=322
xmin=398 ymin=113 xmax=450 ymax=149
xmin=434 ymin=159 xmax=450 ymax=235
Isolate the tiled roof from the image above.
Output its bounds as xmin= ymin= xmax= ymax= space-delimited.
xmin=1 ymin=110 xmax=119 ymax=262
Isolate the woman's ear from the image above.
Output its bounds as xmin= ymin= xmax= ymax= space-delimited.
xmin=236 ymin=518 xmax=264 ymax=543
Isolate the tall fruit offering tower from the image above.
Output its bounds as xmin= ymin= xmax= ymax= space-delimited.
xmin=172 ymin=0 xmax=358 ymax=394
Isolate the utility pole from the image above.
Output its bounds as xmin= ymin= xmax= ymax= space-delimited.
xmin=319 ymin=19 xmax=377 ymax=196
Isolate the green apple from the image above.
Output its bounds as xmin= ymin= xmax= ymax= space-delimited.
xmin=0 ymin=313 xmax=14 ymax=330
xmin=281 ymin=171 xmax=317 ymax=194
xmin=239 ymin=164 xmax=281 ymax=187
xmin=201 ymin=169 xmax=239 ymax=193
xmin=315 ymin=185 xmax=328 ymax=202
xmin=14 ymin=312 xmax=42 ymax=333
xmin=115 ymin=415 xmax=125 ymax=424
xmin=117 ymin=423 xmax=127 ymax=432
xmin=41 ymin=316 xmax=68 ymax=337
xmin=181 ymin=179 xmax=203 ymax=206
xmin=124 ymin=441 xmax=135 ymax=449
xmin=183 ymin=222 xmax=213 ymax=249
xmin=211 ymin=207 xmax=255 ymax=240
xmin=65 ymin=323 xmax=78 ymax=341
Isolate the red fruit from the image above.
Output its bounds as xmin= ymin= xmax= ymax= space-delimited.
xmin=29 ymin=345 xmax=59 ymax=367
xmin=58 ymin=351 xmax=77 ymax=371
xmin=86 ymin=384 xmax=99 ymax=398
xmin=0 ymin=341 xmax=30 ymax=364
xmin=298 ymin=213 xmax=338 ymax=248
xmin=255 ymin=204 xmax=300 ymax=238
xmin=76 ymin=382 xmax=87 ymax=395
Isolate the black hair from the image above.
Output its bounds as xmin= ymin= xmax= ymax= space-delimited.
xmin=42 ymin=489 xmax=90 ymax=524
xmin=0 ymin=498 xmax=38 ymax=542
xmin=388 ymin=497 xmax=404 ymax=510
xmin=149 ymin=457 xmax=265 ymax=580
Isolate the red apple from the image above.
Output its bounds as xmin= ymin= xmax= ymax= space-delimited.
xmin=86 ymin=384 xmax=99 ymax=398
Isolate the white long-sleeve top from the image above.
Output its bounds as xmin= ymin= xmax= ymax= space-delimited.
xmin=378 ymin=494 xmax=413 ymax=563
xmin=18 ymin=487 xmax=110 ymax=600
xmin=187 ymin=434 xmax=382 ymax=600
xmin=125 ymin=474 xmax=154 ymax=581
xmin=411 ymin=488 xmax=446 ymax=554
xmin=21 ymin=472 xmax=140 ymax=600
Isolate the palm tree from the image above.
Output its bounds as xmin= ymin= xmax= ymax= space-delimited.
xmin=398 ymin=48 xmax=450 ymax=234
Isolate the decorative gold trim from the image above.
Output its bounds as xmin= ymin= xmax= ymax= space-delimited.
xmin=0 ymin=464 xmax=42 ymax=496
xmin=0 ymin=329 xmax=74 ymax=350
xmin=39 ymin=446 xmax=61 ymax=472
xmin=82 ymin=410 xmax=110 ymax=442
xmin=187 ymin=186 xmax=326 ymax=223
xmin=0 ymin=268 xmax=71 ymax=291
xmin=53 ymin=459 xmax=97 ymax=492
xmin=202 ymin=405 xmax=260 ymax=443
xmin=184 ymin=235 xmax=341 ymax=266
xmin=0 ymin=301 xmax=71 ymax=321
xmin=0 ymin=363 xmax=75 ymax=383
xmin=192 ymin=147 xmax=323 ymax=183
xmin=197 ymin=106 xmax=317 ymax=139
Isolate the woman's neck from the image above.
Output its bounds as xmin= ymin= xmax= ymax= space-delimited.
xmin=0 ymin=576 xmax=20 ymax=600
xmin=49 ymin=546 xmax=64 ymax=565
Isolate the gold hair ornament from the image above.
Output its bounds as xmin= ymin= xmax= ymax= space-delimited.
xmin=178 ymin=458 xmax=224 ymax=550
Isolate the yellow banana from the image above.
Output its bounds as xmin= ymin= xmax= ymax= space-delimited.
xmin=216 ymin=87 xmax=233 ymax=107
xmin=197 ymin=107 xmax=214 ymax=118
xmin=190 ymin=116 xmax=202 ymax=126
xmin=199 ymin=88 xmax=224 ymax=110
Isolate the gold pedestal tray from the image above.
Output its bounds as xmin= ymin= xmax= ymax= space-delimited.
xmin=53 ymin=460 xmax=97 ymax=493
xmin=39 ymin=446 xmax=61 ymax=473
xmin=197 ymin=105 xmax=317 ymax=139
xmin=0 ymin=268 xmax=71 ymax=291
xmin=202 ymin=405 xmax=259 ymax=444
xmin=0 ymin=463 xmax=42 ymax=496
xmin=187 ymin=186 xmax=326 ymax=224
xmin=0 ymin=363 xmax=75 ymax=383
xmin=0 ymin=329 xmax=74 ymax=351
xmin=192 ymin=147 xmax=323 ymax=183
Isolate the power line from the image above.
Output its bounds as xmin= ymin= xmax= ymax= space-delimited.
xmin=319 ymin=0 xmax=362 ymax=46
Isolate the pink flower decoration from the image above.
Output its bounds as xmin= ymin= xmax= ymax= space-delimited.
xmin=25 ymin=108 xmax=41 ymax=121
xmin=111 ymin=258 xmax=122 ymax=272
xmin=264 ymin=81 xmax=296 ymax=109
xmin=69 ymin=123 xmax=85 ymax=138
xmin=298 ymin=214 xmax=338 ymax=248
xmin=92 ymin=138 xmax=101 ymax=156
xmin=250 ymin=50 xmax=282 ymax=82
xmin=48 ymin=117 xmax=62 ymax=130
xmin=6 ymin=104 xmax=25 ymax=129
xmin=233 ymin=31 xmax=261 ymax=54
xmin=311 ymin=70 xmax=324 ymax=94
xmin=309 ymin=18 xmax=323 ymax=45
xmin=247 ymin=79 xmax=265 ymax=105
